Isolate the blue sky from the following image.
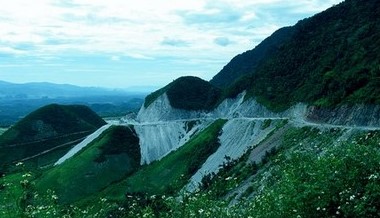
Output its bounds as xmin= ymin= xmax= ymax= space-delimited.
xmin=0 ymin=0 xmax=342 ymax=89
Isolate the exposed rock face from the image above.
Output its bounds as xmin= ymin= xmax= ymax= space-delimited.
xmin=185 ymin=119 xmax=281 ymax=192
xmin=306 ymin=105 xmax=380 ymax=127
xmin=133 ymin=90 xmax=380 ymax=192
xmin=55 ymin=124 xmax=112 ymax=165
xmin=137 ymin=91 xmax=307 ymax=122
xmin=211 ymin=92 xmax=307 ymax=119
xmin=136 ymin=93 xmax=205 ymax=122
xmin=134 ymin=120 xmax=213 ymax=164
xmin=134 ymin=91 xmax=305 ymax=170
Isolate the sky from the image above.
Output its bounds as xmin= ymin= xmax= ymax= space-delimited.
xmin=0 ymin=0 xmax=342 ymax=89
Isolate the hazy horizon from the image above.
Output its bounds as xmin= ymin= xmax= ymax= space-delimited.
xmin=0 ymin=0 xmax=342 ymax=89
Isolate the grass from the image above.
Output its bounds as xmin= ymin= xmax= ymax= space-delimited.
xmin=1 ymin=125 xmax=380 ymax=217
xmin=0 ymin=132 xmax=90 ymax=172
xmin=241 ymin=130 xmax=380 ymax=217
xmin=92 ymin=119 xmax=227 ymax=202
xmin=261 ymin=119 xmax=272 ymax=130
xmin=0 ymin=104 xmax=106 ymax=169
xmin=35 ymin=125 xmax=140 ymax=204
xmin=0 ymin=172 xmax=25 ymax=217
xmin=0 ymin=104 xmax=105 ymax=146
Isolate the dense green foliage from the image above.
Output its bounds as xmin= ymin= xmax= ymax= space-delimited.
xmin=220 ymin=0 xmax=380 ymax=111
xmin=36 ymin=125 xmax=140 ymax=204
xmin=210 ymin=26 xmax=295 ymax=88
xmin=144 ymin=76 xmax=221 ymax=111
xmin=211 ymin=127 xmax=380 ymax=218
xmin=0 ymin=104 xmax=106 ymax=169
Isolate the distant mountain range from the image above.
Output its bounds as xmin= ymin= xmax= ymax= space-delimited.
xmin=0 ymin=81 xmax=147 ymax=126
xmin=0 ymin=80 xmax=155 ymax=99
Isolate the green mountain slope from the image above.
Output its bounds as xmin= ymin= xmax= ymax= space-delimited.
xmin=219 ymin=0 xmax=380 ymax=111
xmin=87 ymin=119 xmax=226 ymax=203
xmin=144 ymin=76 xmax=221 ymax=111
xmin=210 ymin=26 xmax=295 ymax=88
xmin=36 ymin=125 xmax=140 ymax=204
xmin=0 ymin=104 xmax=106 ymax=168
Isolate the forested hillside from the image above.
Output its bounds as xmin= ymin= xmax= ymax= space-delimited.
xmin=216 ymin=0 xmax=380 ymax=111
xmin=144 ymin=76 xmax=221 ymax=111
xmin=210 ymin=26 xmax=295 ymax=88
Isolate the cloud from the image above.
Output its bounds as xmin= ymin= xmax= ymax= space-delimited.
xmin=214 ymin=37 xmax=233 ymax=47
xmin=161 ymin=38 xmax=190 ymax=47
xmin=180 ymin=9 xmax=241 ymax=25
xmin=53 ymin=0 xmax=83 ymax=8
xmin=0 ymin=0 xmax=343 ymax=88
xmin=110 ymin=55 xmax=120 ymax=61
xmin=11 ymin=42 xmax=37 ymax=51
xmin=0 ymin=46 xmax=26 ymax=55
xmin=125 ymin=53 xmax=154 ymax=60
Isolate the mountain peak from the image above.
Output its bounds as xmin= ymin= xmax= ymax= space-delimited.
xmin=144 ymin=76 xmax=221 ymax=111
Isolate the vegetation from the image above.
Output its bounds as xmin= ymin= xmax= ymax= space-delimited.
xmin=95 ymin=119 xmax=227 ymax=201
xmin=0 ymin=104 xmax=106 ymax=169
xmin=260 ymin=119 xmax=272 ymax=130
xmin=220 ymin=0 xmax=380 ymax=111
xmin=144 ymin=76 xmax=221 ymax=111
xmin=143 ymin=1 xmax=380 ymax=113
xmin=0 ymin=104 xmax=105 ymax=144
xmin=1 ymin=0 xmax=380 ymax=217
xmin=36 ymin=125 xmax=140 ymax=204
xmin=2 ymin=126 xmax=379 ymax=217
xmin=210 ymin=26 xmax=295 ymax=88
xmin=211 ymin=130 xmax=380 ymax=218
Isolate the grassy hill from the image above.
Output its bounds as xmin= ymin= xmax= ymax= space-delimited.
xmin=217 ymin=0 xmax=380 ymax=111
xmin=36 ymin=125 xmax=140 ymax=204
xmin=144 ymin=76 xmax=221 ymax=111
xmin=0 ymin=104 xmax=106 ymax=169
xmin=81 ymin=119 xmax=226 ymax=204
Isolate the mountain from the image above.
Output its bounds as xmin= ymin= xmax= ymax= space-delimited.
xmin=0 ymin=81 xmax=130 ymax=99
xmin=36 ymin=125 xmax=140 ymax=203
xmin=218 ymin=0 xmax=380 ymax=111
xmin=0 ymin=81 xmax=146 ymax=127
xmin=0 ymin=104 xmax=106 ymax=168
xmin=144 ymin=76 xmax=221 ymax=111
xmin=1 ymin=0 xmax=380 ymax=217
xmin=210 ymin=26 xmax=295 ymax=88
